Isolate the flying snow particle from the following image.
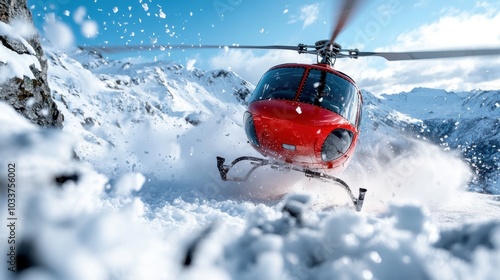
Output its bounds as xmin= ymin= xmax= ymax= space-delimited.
xmin=190 ymin=11 xmax=193 ymax=16
xmin=296 ymin=106 xmax=302 ymax=114
xmin=10 ymin=19 xmax=38 ymax=38
xmin=113 ymin=173 xmax=146 ymax=196
xmin=113 ymin=7 xmax=118 ymax=13
xmin=283 ymin=9 xmax=289 ymax=14
xmin=142 ymin=3 xmax=149 ymax=12
xmin=362 ymin=270 xmax=373 ymax=280
xmin=369 ymin=251 xmax=382 ymax=264
xmin=259 ymin=28 xmax=264 ymax=33
xmin=40 ymin=108 xmax=49 ymax=116
xmin=186 ymin=59 xmax=196 ymax=71
xmin=159 ymin=9 xmax=166 ymax=18
xmin=73 ymin=6 xmax=86 ymax=24
xmin=81 ymin=20 xmax=99 ymax=38
xmin=44 ymin=15 xmax=75 ymax=49
xmin=63 ymin=10 xmax=70 ymax=16
xmin=25 ymin=97 xmax=36 ymax=108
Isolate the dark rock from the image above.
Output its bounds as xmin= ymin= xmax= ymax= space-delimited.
xmin=54 ymin=173 xmax=80 ymax=186
xmin=15 ymin=239 xmax=39 ymax=273
xmin=0 ymin=0 xmax=63 ymax=128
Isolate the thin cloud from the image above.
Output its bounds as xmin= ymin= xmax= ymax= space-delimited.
xmin=288 ymin=3 xmax=320 ymax=28
xmin=413 ymin=0 xmax=428 ymax=8
xmin=338 ymin=8 xmax=500 ymax=95
xmin=300 ymin=4 xmax=320 ymax=28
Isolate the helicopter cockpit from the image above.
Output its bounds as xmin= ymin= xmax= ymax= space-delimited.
xmin=249 ymin=66 xmax=360 ymax=125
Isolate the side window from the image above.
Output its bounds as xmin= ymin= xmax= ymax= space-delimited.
xmin=341 ymin=85 xmax=359 ymax=124
xmin=356 ymin=93 xmax=363 ymax=129
xmin=249 ymin=67 xmax=305 ymax=102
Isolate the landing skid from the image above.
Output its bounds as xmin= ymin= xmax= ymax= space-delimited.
xmin=216 ymin=156 xmax=367 ymax=212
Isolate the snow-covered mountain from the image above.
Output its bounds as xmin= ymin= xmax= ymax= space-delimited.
xmin=46 ymin=48 xmax=252 ymax=186
xmin=362 ymin=87 xmax=499 ymax=194
xmin=2 ymin=46 xmax=500 ymax=280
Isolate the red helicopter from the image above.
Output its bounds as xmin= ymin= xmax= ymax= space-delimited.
xmin=83 ymin=0 xmax=500 ymax=211
xmin=215 ymin=55 xmax=367 ymax=210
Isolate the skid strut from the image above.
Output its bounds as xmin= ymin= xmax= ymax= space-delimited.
xmin=216 ymin=156 xmax=367 ymax=212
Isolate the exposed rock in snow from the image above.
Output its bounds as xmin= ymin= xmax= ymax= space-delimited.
xmin=0 ymin=0 xmax=63 ymax=128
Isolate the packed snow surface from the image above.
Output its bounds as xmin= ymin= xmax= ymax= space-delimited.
xmin=1 ymin=41 xmax=500 ymax=279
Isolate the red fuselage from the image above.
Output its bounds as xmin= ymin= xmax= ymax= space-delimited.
xmin=244 ymin=63 xmax=362 ymax=173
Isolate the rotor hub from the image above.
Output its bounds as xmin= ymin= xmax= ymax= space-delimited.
xmin=315 ymin=40 xmax=342 ymax=66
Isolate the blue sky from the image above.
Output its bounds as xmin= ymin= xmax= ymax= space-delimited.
xmin=28 ymin=0 xmax=500 ymax=94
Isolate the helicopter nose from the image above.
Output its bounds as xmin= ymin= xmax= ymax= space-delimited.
xmin=246 ymin=99 xmax=355 ymax=169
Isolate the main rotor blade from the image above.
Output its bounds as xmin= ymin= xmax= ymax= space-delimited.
xmin=329 ymin=0 xmax=362 ymax=45
xmin=357 ymin=48 xmax=500 ymax=61
xmin=79 ymin=44 xmax=303 ymax=54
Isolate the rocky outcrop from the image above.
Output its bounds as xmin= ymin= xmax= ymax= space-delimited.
xmin=0 ymin=0 xmax=63 ymax=128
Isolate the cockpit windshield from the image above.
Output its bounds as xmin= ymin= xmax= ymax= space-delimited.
xmin=249 ymin=67 xmax=305 ymax=102
xmin=298 ymin=69 xmax=359 ymax=124
xmin=249 ymin=66 xmax=360 ymax=125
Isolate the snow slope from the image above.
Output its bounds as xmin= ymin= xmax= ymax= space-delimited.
xmin=374 ymin=88 xmax=499 ymax=191
xmin=1 ymin=43 xmax=500 ymax=280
